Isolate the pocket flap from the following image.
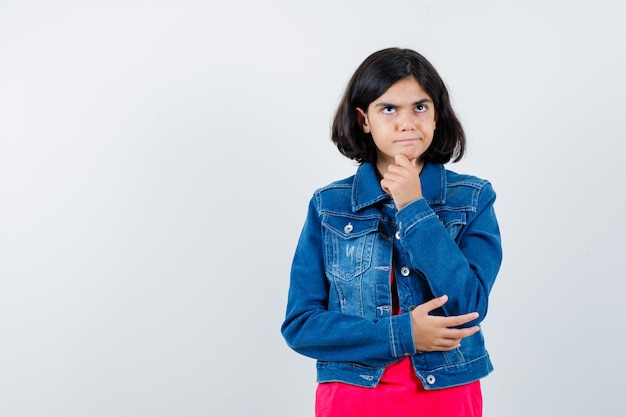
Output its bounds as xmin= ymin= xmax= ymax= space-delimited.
xmin=322 ymin=216 xmax=379 ymax=238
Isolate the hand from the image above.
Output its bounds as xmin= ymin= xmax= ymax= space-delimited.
xmin=380 ymin=154 xmax=423 ymax=210
xmin=410 ymin=295 xmax=480 ymax=352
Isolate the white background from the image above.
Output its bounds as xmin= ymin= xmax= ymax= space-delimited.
xmin=1 ymin=1 xmax=625 ymax=416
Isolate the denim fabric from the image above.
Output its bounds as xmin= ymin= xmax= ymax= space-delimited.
xmin=281 ymin=162 xmax=502 ymax=390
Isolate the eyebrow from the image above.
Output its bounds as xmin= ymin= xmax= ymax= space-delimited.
xmin=374 ymin=99 xmax=433 ymax=108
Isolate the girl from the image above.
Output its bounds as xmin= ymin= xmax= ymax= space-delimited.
xmin=281 ymin=47 xmax=502 ymax=417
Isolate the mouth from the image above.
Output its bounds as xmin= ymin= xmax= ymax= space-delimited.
xmin=395 ymin=138 xmax=419 ymax=144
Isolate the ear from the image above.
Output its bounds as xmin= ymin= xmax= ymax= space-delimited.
xmin=356 ymin=108 xmax=371 ymax=133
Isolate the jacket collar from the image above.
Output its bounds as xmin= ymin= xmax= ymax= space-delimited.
xmin=352 ymin=162 xmax=446 ymax=211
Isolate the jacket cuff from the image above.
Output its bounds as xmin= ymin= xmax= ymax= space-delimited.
xmin=390 ymin=314 xmax=416 ymax=357
xmin=395 ymin=197 xmax=435 ymax=236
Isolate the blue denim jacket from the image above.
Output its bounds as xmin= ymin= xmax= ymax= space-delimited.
xmin=281 ymin=162 xmax=502 ymax=390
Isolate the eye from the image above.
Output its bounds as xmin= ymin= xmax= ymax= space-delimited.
xmin=415 ymin=104 xmax=428 ymax=113
xmin=381 ymin=106 xmax=396 ymax=114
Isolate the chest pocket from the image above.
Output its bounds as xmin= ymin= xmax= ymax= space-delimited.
xmin=322 ymin=216 xmax=378 ymax=281
xmin=435 ymin=210 xmax=467 ymax=241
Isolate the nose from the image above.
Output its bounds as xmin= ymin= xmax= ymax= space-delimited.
xmin=397 ymin=110 xmax=417 ymax=131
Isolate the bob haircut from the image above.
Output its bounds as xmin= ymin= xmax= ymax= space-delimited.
xmin=331 ymin=48 xmax=465 ymax=165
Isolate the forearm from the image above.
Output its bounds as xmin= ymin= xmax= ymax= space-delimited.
xmin=281 ymin=305 xmax=415 ymax=367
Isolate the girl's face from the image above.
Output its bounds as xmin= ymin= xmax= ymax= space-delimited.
xmin=357 ymin=76 xmax=436 ymax=174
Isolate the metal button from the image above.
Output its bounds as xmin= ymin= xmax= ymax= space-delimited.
xmin=400 ymin=267 xmax=410 ymax=276
xmin=344 ymin=223 xmax=353 ymax=234
xmin=395 ymin=231 xmax=401 ymax=240
xmin=426 ymin=375 xmax=436 ymax=385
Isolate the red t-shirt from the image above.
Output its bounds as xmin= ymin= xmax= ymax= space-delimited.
xmin=315 ymin=270 xmax=483 ymax=417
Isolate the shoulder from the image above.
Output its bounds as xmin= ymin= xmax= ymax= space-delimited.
xmin=445 ymin=167 xmax=495 ymax=194
xmin=443 ymin=167 xmax=496 ymax=207
xmin=314 ymin=175 xmax=355 ymax=194
xmin=308 ymin=174 xmax=355 ymax=213
xmin=444 ymin=167 xmax=491 ymax=190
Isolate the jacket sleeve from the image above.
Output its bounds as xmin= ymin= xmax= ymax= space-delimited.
xmin=280 ymin=196 xmax=417 ymax=367
xmin=395 ymin=181 xmax=502 ymax=326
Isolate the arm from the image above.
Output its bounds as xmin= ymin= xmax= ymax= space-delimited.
xmin=280 ymin=197 xmax=416 ymax=367
xmin=396 ymin=181 xmax=502 ymax=325
xmin=382 ymin=155 xmax=502 ymax=324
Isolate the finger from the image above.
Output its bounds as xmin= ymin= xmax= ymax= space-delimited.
xmin=425 ymin=338 xmax=463 ymax=352
xmin=394 ymin=153 xmax=408 ymax=164
xmin=413 ymin=295 xmax=448 ymax=316
xmin=438 ymin=326 xmax=480 ymax=341
xmin=440 ymin=312 xmax=480 ymax=328
xmin=421 ymin=326 xmax=480 ymax=352
xmin=433 ymin=339 xmax=463 ymax=350
xmin=383 ymin=160 xmax=410 ymax=179
xmin=394 ymin=153 xmax=420 ymax=169
xmin=421 ymin=295 xmax=448 ymax=314
xmin=379 ymin=178 xmax=395 ymax=194
xmin=394 ymin=153 xmax=411 ymax=166
xmin=381 ymin=169 xmax=403 ymax=182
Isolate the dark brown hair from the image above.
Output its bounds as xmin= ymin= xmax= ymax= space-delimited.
xmin=331 ymin=48 xmax=465 ymax=164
